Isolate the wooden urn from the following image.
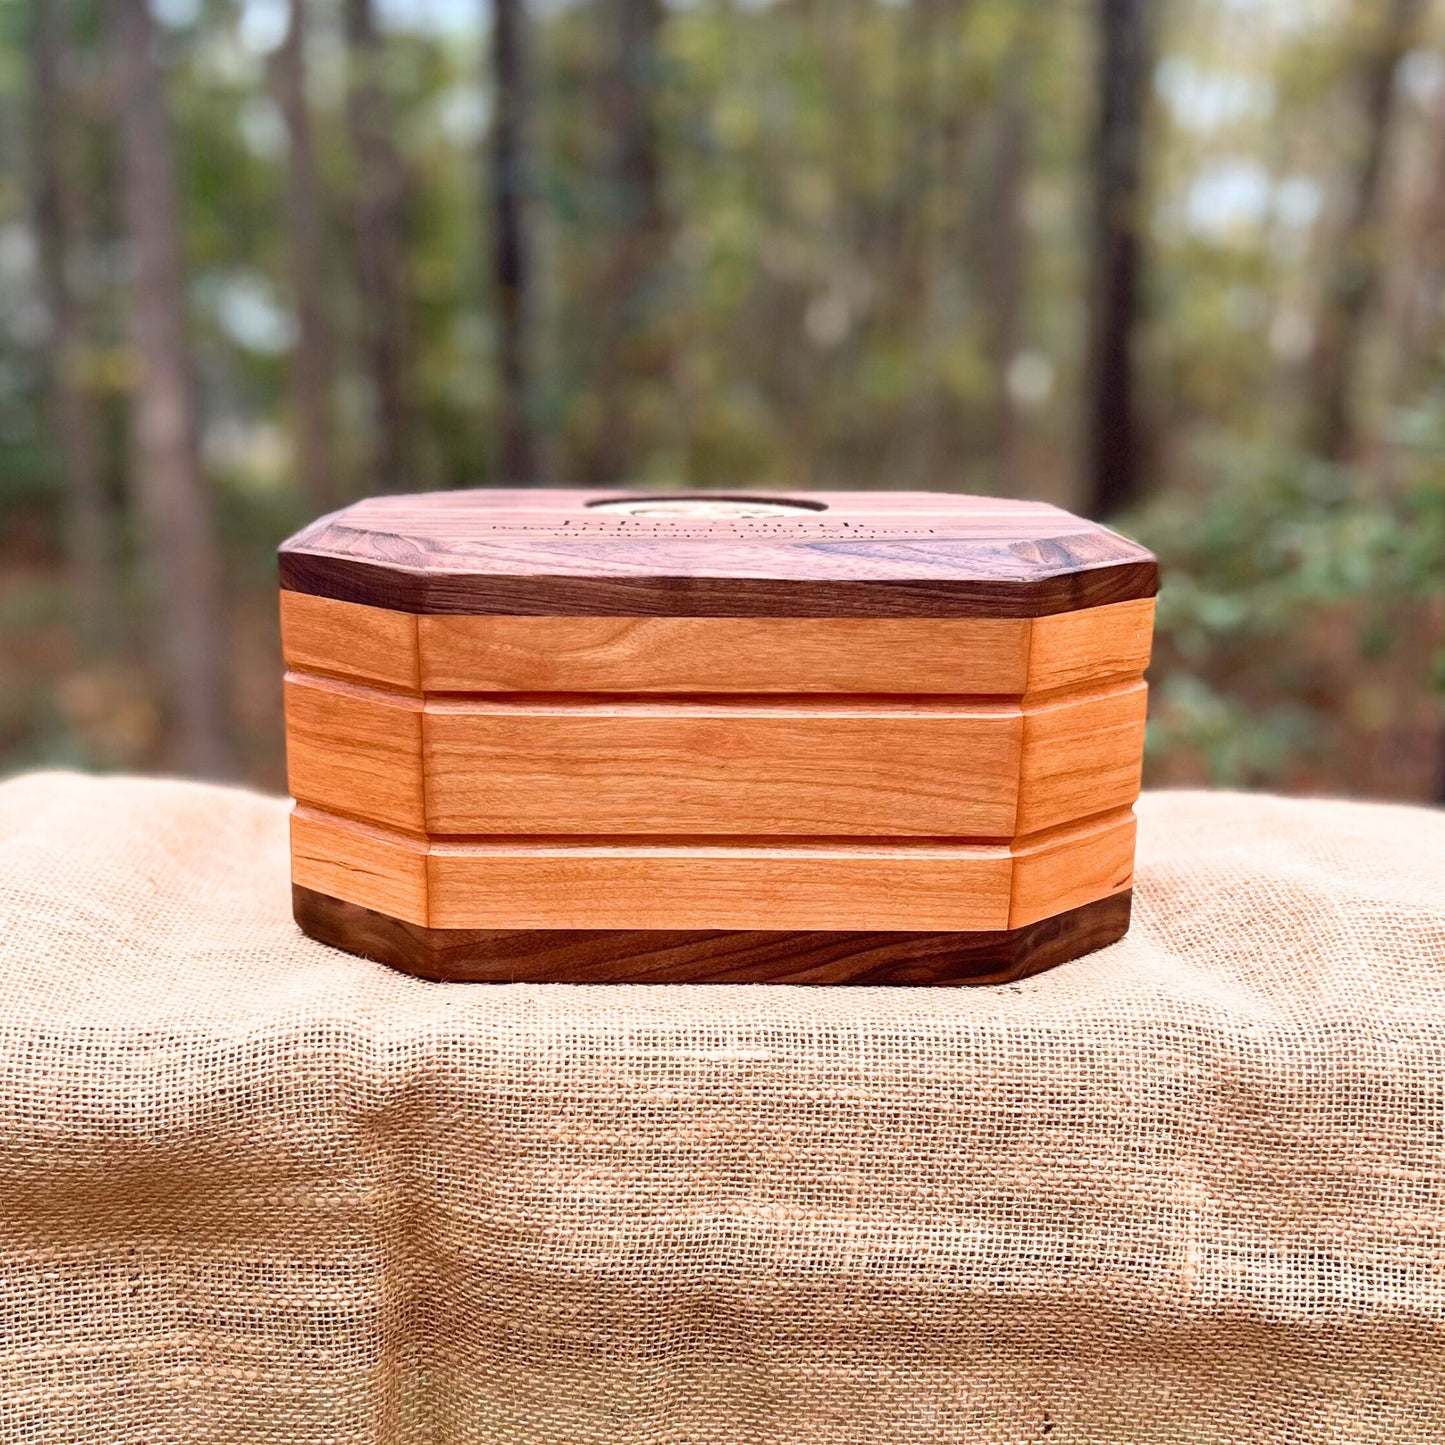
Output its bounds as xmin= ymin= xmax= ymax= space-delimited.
xmin=280 ymin=490 xmax=1156 ymax=985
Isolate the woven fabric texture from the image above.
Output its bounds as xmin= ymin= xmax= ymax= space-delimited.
xmin=0 ymin=771 xmax=1442 ymax=1444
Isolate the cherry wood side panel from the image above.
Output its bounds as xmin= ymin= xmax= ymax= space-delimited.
xmin=290 ymin=806 xmax=1013 ymax=930
xmin=1014 ymin=681 xmax=1148 ymax=835
xmin=288 ymin=805 xmax=1133 ymax=933
xmin=1008 ymin=808 xmax=1136 ymax=928
xmin=283 ymin=674 xmax=426 ymax=832
xmin=421 ymin=697 xmax=1023 ymax=837
xmin=291 ymin=807 xmax=430 ymax=925
xmin=423 ymin=837 xmax=1014 ymax=931
xmin=293 ymin=885 xmax=1133 ymax=985
xmin=280 ymin=590 xmax=420 ymax=690
xmin=285 ymin=671 xmax=1147 ymax=842
xmin=1025 ymin=597 xmax=1155 ymax=695
xmin=416 ymin=613 xmax=1034 ymax=694
xmin=280 ymin=593 xmax=1153 ymax=697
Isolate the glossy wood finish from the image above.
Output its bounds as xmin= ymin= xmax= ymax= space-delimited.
xmin=287 ymin=804 xmax=1135 ymax=931
xmin=279 ymin=590 xmax=1156 ymax=696
xmin=1016 ymin=680 xmax=1147 ymax=834
xmin=279 ymin=490 xmax=1158 ymax=618
xmin=280 ymin=490 xmax=1155 ymax=982
xmin=292 ymin=884 xmax=1133 ymax=984
xmin=421 ymin=694 xmax=1024 ymax=838
xmin=284 ymin=672 xmax=1145 ymax=839
xmin=280 ymin=590 xmax=421 ymax=691
xmin=284 ymin=673 xmax=425 ymax=832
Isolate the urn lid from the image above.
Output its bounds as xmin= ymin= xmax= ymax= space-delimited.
xmin=279 ymin=489 xmax=1156 ymax=619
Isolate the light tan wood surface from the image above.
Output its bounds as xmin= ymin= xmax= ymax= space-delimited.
xmin=416 ymin=614 xmax=1033 ymax=693
xmin=283 ymin=589 xmax=1151 ymax=937
xmin=280 ymin=592 xmax=1155 ymax=697
xmin=421 ymin=694 xmax=1023 ymax=837
xmin=1024 ymin=598 xmax=1155 ymax=695
xmin=288 ymin=804 xmax=1134 ymax=931
xmin=427 ymin=837 xmax=1015 ymax=931
xmin=1015 ymin=680 xmax=1148 ymax=835
xmin=1008 ymin=807 xmax=1136 ymax=927
xmin=284 ymin=674 xmax=425 ymax=832
xmin=280 ymin=591 xmax=420 ymax=690
xmin=285 ymin=671 xmax=1147 ymax=841
xmin=290 ymin=797 xmax=1127 ymax=930
xmin=291 ymin=807 xmax=429 ymax=925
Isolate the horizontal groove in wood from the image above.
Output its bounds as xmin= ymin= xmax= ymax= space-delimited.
xmin=289 ymin=804 xmax=1135 ymax=932
xmin=1009 ymin=809 xmax=1136 ymax=928
xmin=306 ymin=803 xmax=1140 ymax=854
xmin=291 ymin=801 xmax=1131 ymax=855
xmin=280 ymin=593 xmax=1155 ymax=697
xmin=420 ymin=698 xmax=1023 ymax=837
xmin=291 ymin=808 xmax=429 ymax=926
xmin=420 ymin=692 xmax=1021 ymax=715
xmin=284 ymin=670 xmax=1146 ymax=839
xmin=1016 ymin=680 xmax=1148 ymax=835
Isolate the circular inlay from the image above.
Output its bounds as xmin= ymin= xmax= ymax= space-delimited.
xmin=586 ymin=494 xmax=827 ymax=518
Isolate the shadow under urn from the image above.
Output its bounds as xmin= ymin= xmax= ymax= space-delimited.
xmin=280 ymin=490 xmax=1156 ymax=984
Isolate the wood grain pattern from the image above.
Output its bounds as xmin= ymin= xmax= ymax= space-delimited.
xmin=1008 ymin=807 xmax=1136 ymax=927
xmin=291 ymin=806 xmax=429 ymax=925
xmin=424 ymin=837 xmax=1014 ymax=932
xmin=286 ymin=804 xmax=1133 ymax=932
xmin=279 ymin=592 xmax=1156 ymax=697
xmin=1015 ymin=680 xmax=1148 ymax=835
xmin=280 ymin=491 xmax=1154 ymax=978
xmin=280 ymin=590 xmax=420 ymax=690
xmin=1024 ymin=597 xmax=1156 ymax=695
xmin=292 ymin=884 xmax=1133 ymax=984
xmin=279 ymin=490 xmax=1158 ymax=618
xmin=414 ymin=613 xmax=1035 ymax=694
xmin=421 ymin=694 xmax=1023 ymax=837
xmin=285 ymin=672 xmax=1146 ymax=841
xmin=283 ymin=673 xmax=425 ymax=832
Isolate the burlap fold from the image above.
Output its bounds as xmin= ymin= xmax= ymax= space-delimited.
xmin=0 ymin=771 xmax=1442 ymax=1443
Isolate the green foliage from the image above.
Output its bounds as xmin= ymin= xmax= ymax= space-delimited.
xmin=1132 ymin=420 xmax=1445 ymax=788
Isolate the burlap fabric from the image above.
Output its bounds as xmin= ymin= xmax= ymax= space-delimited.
xmin=1 ymin=771 xmax=1443 ymax=1443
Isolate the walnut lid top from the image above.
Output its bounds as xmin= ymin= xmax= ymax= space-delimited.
xmin=278 ymin=489 xmax=1157 ymax=618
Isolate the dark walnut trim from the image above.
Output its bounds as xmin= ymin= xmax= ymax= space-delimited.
xmin=293 ymin=886 xmax=1132 ymax=985
xmin=278 ymin=552 xmax=1157 ymax=619
xmin=278 ymin=491 xmax=1158 ymax=619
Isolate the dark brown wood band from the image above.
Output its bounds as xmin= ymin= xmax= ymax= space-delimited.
xmin=292 ymin=886 xmax=1132 ymax=985
xmin=277 ymin=553 xmax=1158 ymax=619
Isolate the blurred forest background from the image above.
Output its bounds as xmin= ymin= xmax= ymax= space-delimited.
xmin=0 ymin=0 xmax=1442 ymax=797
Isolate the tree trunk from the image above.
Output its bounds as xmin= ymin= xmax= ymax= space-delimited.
xmin=107 ymin=0 xmax=233 ymax=778
xmin=1306 ymin=0 xmax=1428 ymax=464
xmin=275 ymin=0 xmax=337 ymax=512
xmin=587 ymin=0 xmax=668 ymax=485
xmin=986 ymin=34 xmax=1032 ymax=493
xmin=1084 ymin=0 xmax=1152 ymax=520
xmin=490 ymin=0 xmax=538 ymax=483
xmin=343 ymin=0 xmax=411 ymax=492
xmin=31 ymin=0 xmax=117 ymax=652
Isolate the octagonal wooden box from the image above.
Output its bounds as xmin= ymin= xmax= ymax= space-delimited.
xmin=280 ymin=490 xmax=1156 ymax=985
